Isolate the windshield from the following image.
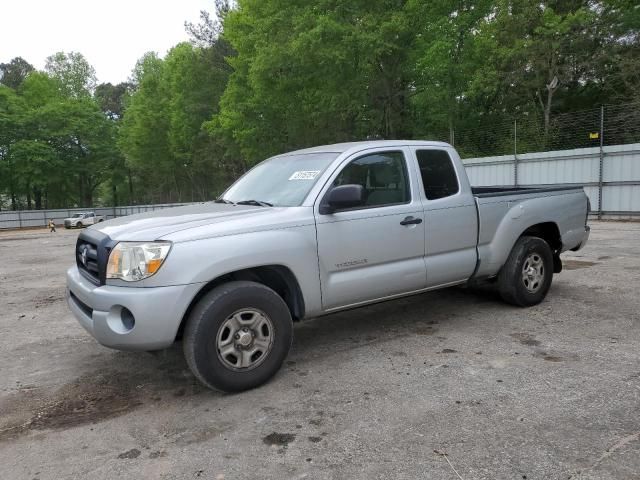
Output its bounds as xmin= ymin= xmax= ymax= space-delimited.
xmin=72 ymin=214 xmax=83 ymax=218
xmin=221 ymin=152 xmax=338 ymax=207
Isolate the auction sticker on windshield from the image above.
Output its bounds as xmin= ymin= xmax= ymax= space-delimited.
xmin=289 ymin=170 xmax=321 ymax=180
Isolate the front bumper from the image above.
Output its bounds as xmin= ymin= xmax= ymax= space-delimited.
xmin=66 ymin=266 xmax=204 ymax=351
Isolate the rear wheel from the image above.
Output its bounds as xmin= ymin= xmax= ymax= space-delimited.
xmin=183 ymin=281 xmax=293 ymax=392
xmin=497 ymin=236 xmax=553 ymax=307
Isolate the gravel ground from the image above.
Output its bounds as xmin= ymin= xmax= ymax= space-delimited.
xmin=0 ymin=222 xmax=638 ymax=480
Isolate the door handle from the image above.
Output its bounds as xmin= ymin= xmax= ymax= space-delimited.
xmin=400 ymin=216 xmax=423 ymax=226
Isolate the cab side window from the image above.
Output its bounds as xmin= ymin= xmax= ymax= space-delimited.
xmin=333 ymin=151 xmax=410 ymax=208
xmin=416 ymin=149 xmax=459 ymax=200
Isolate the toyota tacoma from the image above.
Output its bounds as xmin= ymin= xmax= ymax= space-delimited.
xmin=66 ymin=141 xmax=590 ymax=392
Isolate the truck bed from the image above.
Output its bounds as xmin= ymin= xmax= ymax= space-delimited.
xmin=472 ymin=186 xmax=584 ymax=198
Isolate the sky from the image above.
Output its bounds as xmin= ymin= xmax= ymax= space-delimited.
xmin=0 ymin=0 xmax=213 ymax=84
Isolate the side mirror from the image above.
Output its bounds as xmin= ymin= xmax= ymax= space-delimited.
xmin=320 ymin=184 xmax=364 ymax=214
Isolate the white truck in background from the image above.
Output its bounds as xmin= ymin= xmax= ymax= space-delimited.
xmin=63 ymin=212 xmax=104 ymax=229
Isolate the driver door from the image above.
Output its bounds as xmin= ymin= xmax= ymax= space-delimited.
xmin=314 ymin=148 xmax=427 ymax=310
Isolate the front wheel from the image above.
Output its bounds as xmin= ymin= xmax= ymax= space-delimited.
xmin=183 ymin=281 xmax=293 ymax=392
xmin=497 ymin=236 xmax=553 ymax=307
xmin=76 ymin=222 xmax=83 ymax=228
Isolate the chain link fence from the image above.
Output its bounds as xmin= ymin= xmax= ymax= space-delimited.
xmin=435 ymin=101 xmax=640 ymax=159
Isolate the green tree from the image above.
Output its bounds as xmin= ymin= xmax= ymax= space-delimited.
xmin=0 ymin=57 xmax=34 ymax=89
xmin=45 ymin=51 xmax=97 ymax=98
xmin=119 ymin=33 xmax=233 ymax=203
xmin=218 ymin=0 xmax=419 ymax=163
xmin=95 ymin=82 xmax=133 ymax=119
xmin=118 ymin=52 xmax=173 ymax=203
xmin=0 ymin=85 xmax=25 ymax=209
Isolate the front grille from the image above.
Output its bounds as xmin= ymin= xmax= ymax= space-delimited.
xmin=75 ymin=230 xmax=114 ymax=286
xmin=77 ymin=238 xmax=99 ymax=284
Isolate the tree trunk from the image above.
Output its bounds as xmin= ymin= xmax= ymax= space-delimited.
xmin=10 ymin=186 xmax=16 ymax=211
xmin=544 ymin=85 xmax=554 ymax=137
xmin=112 ymin=182 xmax=118 ymax=207
xmin=127 ymin=169 xmax=134 ymax=204
xmin=34 ymin=188 xmax=42 ymax=210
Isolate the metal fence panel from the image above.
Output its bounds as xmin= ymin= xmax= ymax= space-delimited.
xmin=463 ymin=142 xmax=640 ymax=216
xmin=0 ymin=203 xmax=197 ymax=230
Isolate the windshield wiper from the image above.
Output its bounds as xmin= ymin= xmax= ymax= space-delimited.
xmin=214 ymin=197 xmax=236 ymax=205
xmin=236 ymin=199 xmax=273 ymax=207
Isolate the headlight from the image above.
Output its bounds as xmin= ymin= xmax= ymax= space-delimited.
xmin=106 ymin=241 xmax=172 ymax=282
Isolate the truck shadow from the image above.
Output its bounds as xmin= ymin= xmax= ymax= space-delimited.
xmin=290 ymin=285 xmax=505 ymax=360
xmin=0 ymin=286 xmax=505 ymax=441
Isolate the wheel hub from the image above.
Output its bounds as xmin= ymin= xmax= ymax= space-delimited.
xmin=521 ymin=253 xmax=545 ymax=293
xmin=216 ymin=308 xmax=274 ymax=371
xmin=236 ymin=329 xmax=253 ymax=348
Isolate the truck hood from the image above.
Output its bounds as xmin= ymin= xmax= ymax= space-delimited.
xmin=90 ymin=203 xmax=313 ymax=242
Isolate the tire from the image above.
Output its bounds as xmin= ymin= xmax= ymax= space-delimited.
xmin=76 ymin=222 xmax=83 ymax=228
xmin=497 ymin=236 xmax=553 ymax=307
xmin=183 ymin=281 xmax=293 ymax=392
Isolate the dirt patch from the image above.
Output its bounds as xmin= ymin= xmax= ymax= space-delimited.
xmin=415 ymin=326 xmax=437 ymax=335
xmin=171 ymin=425 xmax=229 ymax=446
xmin=510 ymin=333 xmax=541 ymax=347
xmin=118 ymin=448 xmax=141 ymax=459
xmin=563 ymin=259 xmax=597 ymax=270
xmin=34 ymin=293 xmax=64 ymax=308
xmin=542 ymin=355 xmax=564 ymax=362
xmin=0 ymin=359 xmax=206 ymax=442
xmin=0 ymin=373 xmax=142 ymax=441
xmin=263 ymin=432 xmax=296 ymax=446
xmin=0 ymin=236 xmax=44 ymax=242
xmin=533 ymin=350 xmax=578 ymax=362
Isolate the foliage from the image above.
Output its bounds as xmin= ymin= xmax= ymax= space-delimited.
xmin=0 ymin=57 xmax=34 ymax=89
xmin=118 ymin=40 xmax=232 ymax=203
xmin=0 ymin=66 xmax=118 ymax=209
xmin=1 ymin=0 xmax=638 ymax=210
xmin=45 ymin=51 xmax=97 ymax=98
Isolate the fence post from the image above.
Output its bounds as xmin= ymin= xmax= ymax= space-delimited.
xmin=18 ymin=210 xmax=22 ymax=228
xmin=513 ymin=119 xmax=518 ymax=187
xmin=598 ymin=105 xmax=604 ymax=219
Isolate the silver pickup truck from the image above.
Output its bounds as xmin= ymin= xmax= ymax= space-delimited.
xmin=66 ymin=140 xmax=589 ymax=392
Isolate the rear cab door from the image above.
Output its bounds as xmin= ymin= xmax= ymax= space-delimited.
xmin=314 ymin=146 xmax=427 ymax=310
xmin=409 ymin=146 xmax=478 ymax=287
